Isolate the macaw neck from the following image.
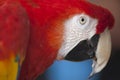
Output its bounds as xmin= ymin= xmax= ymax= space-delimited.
xmin=19 ymin=22 xmax=58 ymax=80
xmin=19 ymin=2 xmax=63 ymax=79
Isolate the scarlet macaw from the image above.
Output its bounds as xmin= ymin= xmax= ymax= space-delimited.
xmin=0 ymin=0 xmax=114 ymax=80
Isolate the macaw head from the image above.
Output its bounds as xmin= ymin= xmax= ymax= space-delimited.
xmin=41 ymin=0 xmax=114 ymax=75
xmin=19 ymin=0 xmax=114 ymax=79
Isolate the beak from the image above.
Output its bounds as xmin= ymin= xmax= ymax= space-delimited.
xmin=64 ymin=34 xmax=100 ymax=61
xmin=90 ymin=29 xmax=111 ymax=76
xmin=64 ymin=29 xmax=112 ymax=77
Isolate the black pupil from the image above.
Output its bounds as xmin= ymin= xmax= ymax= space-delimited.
xmin=81 ymin=18 xmax=84 ymax=22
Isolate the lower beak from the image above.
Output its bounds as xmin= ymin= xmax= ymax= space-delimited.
xmin=64 ymin=34 xmax=100 ymax=61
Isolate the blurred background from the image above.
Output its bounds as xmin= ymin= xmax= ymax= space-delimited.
xmin=37 ymin=0 xmax=120 ymax=80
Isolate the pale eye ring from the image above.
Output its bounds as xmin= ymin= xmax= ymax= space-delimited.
xmin=79 ymin=16 xmax=87 ymax=25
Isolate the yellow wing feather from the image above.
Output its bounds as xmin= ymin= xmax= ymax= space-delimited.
xmin=0 ymin=53 xmax=19 ymax=80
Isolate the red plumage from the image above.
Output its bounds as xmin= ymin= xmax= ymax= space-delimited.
xmin=17 ymin=0 xmax=114 ymax=80
xmin=0 ymin=0 xmax=29 ymax=63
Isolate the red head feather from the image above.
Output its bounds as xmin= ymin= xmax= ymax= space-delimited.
xmin=19 ymin=0 xmax=114 ymax=80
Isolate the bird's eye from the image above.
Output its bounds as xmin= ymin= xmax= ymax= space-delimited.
xmin=79 ymin=16 xmax=87 ymax=25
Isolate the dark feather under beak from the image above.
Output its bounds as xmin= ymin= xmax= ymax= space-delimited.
xmin=65 ymin=34 xmax=100 ymax=61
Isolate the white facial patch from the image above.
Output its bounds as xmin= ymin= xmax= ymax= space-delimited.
xmin=57 ymin=13 xmax=98 ymax=60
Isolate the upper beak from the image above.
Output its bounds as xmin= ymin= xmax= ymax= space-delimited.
xmin=64 ymin=34 xmax=100 ymax=61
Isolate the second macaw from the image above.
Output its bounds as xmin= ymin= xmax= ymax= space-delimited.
xmin=0 ymin=0 xmax=114 ymax=80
